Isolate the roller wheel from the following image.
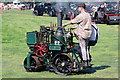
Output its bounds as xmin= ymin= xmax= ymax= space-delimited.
xmin=24 ymin=56 xmax=46 ymax=72
xmin=52 ymin=53 xmax=74 ymax=75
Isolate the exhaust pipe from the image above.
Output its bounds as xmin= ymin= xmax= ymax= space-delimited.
xmin=57 ymin=10 xmax=62 ymax=27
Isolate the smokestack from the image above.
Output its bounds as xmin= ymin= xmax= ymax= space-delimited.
xmin=57 ymin=10 xmax=62 ymax=27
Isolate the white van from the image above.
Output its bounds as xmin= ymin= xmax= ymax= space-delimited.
xmin=13 ymin=0 xmax=20 ymax=8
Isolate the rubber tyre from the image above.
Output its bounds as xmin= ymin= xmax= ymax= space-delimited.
xmin=107 ymin=21 xmax=110 ymax=25
xmin=48 ymin=11 xmax=53 ymax=17
xmin=39 ymin=12 xmax=43 ymax=16
xmin=33 ymin=10 xmax=38 ymax=16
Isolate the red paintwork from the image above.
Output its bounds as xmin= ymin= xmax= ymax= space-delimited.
xmin=70 ymin=13 xmax=73 ymax=20
xmin=107 ymin=14 xmax=120 ymax=20
xmin=67 ymin=45 xmax=75 ymax=50
xmin=91 ymin=22 xmax=95 ymax=24
xmin=0 ymin=8 xmax=2 ymax=14
xmin=34 ymin=42 xmax=48 ymax=57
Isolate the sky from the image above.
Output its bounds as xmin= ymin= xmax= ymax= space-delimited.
xmin=54 ymin=0 xmax=119 ymax=2
xmin=0 ymin=0 xmax=119 ymax=2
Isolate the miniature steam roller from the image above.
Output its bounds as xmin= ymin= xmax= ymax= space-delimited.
xmin=23 ymin=5 xmax=99 ymax=75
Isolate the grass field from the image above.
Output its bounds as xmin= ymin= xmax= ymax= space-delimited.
xmin=0 ymin=12 xmax=2 ymax=80
xmin=1 ymin=9 xmax=118 ymax=78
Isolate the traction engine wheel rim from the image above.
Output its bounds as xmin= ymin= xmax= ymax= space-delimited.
xmin=34 ymin=42 xmax=48 ymax=57
xmin=24 ymin=56 xmax=46 ymax=72
xmin=24 ymin=56 xmax=38 ymax=72
xmin=52 ymin=53 xmax=74 ymax=75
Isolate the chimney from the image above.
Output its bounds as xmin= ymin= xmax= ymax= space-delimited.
xmin=57 ymin=10 xmax=62 ymax=27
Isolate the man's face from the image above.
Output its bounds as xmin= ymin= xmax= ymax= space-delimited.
xmin=78 ymin=7 xmax=82 ymax=12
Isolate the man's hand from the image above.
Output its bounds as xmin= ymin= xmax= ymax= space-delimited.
xmin=62 ymin=23 xmax=67 ymax=27
xmin=63 ymin=22 xmax=71 ymax=27
xmin=70 ymin=27 xmax=76 ymax=30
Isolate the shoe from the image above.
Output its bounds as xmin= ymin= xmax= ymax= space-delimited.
xmin=81 ymin=60 xmax=88 ymax=68
xmin=87 ymin=60 xmax=92 ymax=68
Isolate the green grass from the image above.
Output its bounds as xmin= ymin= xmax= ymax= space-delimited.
xmin=0 ymin=13 xmax=2 ymax=79
xmin=1 ymin=9 xmax=118 ymax=78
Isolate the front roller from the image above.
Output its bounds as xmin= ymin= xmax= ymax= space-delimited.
xmin=52 ymin=53 xmax=74 ymax=75
xmin=24 ymin=56 xmax=46 ymax=72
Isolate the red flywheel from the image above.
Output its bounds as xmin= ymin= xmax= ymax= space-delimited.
xmin=34 ymin=42 xmax=48 ymax=57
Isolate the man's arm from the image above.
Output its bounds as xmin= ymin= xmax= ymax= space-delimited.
xmin=70 ymin=26 xmax=77 ymax=29
xmin=63 ymin=14 xmax=83 ymax=27
xmin=62 ymin=22 xmax=77 ymax=29
xmin=62 ymin=21 xmax=71 ymax=27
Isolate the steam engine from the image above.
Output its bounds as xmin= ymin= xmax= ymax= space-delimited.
xmin=23 ymin=3 xmax=99 ymax=75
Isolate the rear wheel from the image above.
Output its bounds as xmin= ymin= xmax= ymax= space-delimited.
xmin=107 ymin=21 xmax=110 ymax=25
xmin=48 ymin=11 xmax=53 ymax=17
xmin=33 ymin=10 xmax=38 ymax=16
xmin=52 ymin=53 xmax=74 ymax=75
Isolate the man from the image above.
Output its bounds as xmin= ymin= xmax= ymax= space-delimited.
xmin=63 ymin=3 xmax=92 ymax=67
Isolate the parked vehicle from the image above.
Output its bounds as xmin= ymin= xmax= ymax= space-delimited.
xmin=23 ymin=12 xmax=99 ymax=75
xmin=106 ymin=9 xmax=119 ymax=25
xmin=33 ymin=2 xmax=56 ymax=16
xmin=60 ymin=2 xmax=75 ymax=20
xmin=94 ymin=6 xmax=107 ymax=23
xmin=18 ymin=4 xmax=25 ymax=10
xmin=13 ymin=0 xmax=21 ymax=8
xmin=18 ymin=4 xmax=32 ymax=10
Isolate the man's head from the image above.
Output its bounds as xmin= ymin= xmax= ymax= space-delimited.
xmin=77 ymin=3 xmax=86 ymax=12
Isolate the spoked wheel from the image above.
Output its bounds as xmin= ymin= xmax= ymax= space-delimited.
xmin=52 ymin=53 xmax=74 ymax=75
xmin=24 ymin=56 xmax=46 ymax=72
xmin=34 ymin=42 xmax=48 ymax=57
